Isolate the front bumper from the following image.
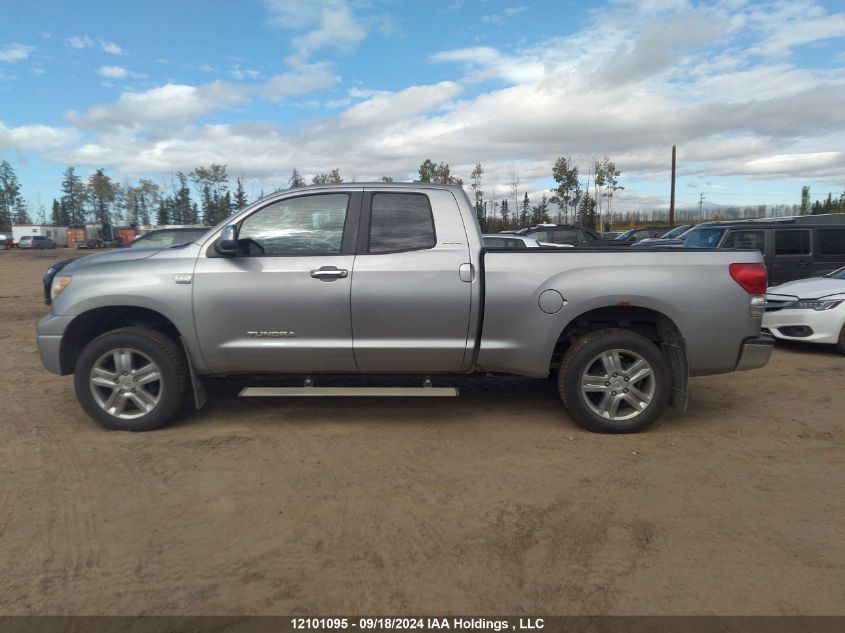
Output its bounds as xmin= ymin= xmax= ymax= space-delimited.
xmin=37 ymin=314 xmax=74 ymax=375
xmin=762 ymin=308 xmax=844 ymax=345
xmin=735 ymin=335 xmax=775 ymax=371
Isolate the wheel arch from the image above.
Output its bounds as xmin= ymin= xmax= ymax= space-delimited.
xmin=550 ymin=305 xmax=689 ymax=410
xmin=60 ymin=306 xmax=182 ymax=375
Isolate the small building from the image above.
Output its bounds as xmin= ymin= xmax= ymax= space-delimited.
xmin=12 ymin=224 xmax=69 ymax=247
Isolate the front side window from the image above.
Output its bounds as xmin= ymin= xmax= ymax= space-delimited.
xmin=238 ymin=193 xmax=349 ymax=256
xmin=723 ymin=230 xmax=765 ymax=253
xmin=775 ymin=230 xmax=811 ymax=256
xmin=369 ymin=193 xmax=435 ymax=253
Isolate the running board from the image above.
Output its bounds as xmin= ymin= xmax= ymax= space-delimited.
xmin=239 ymin=386 xmax=458 ymax=397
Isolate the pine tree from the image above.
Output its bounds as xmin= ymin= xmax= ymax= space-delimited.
xmin=520 ymin=192 xmax=530 ymax=228
xmin=61 ymin=167 xmax=87 ymax=225
xmin=289 ymin=169 xmax=305 ymax=188
xmin=157 ymin=198 xmax=170 ymax=225
xmin=0 ymin=159 xmax=26 ymax=230
xmin=234 ymin=177 xmax=248 ymax=211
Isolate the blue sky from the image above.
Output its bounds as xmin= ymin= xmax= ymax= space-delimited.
xmin=2 ymin=0 xmax=845 ymax=216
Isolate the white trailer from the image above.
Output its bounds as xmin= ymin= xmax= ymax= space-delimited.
xmin=12 ymin=225 xmax=69 ymax=247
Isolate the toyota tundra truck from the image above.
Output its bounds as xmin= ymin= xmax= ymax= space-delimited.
xmin=37 ymin=183 xmax=773 ymax=433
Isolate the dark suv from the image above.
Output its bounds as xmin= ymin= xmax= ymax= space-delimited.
xmin=682 ymin=214 xmax=845 ymax=284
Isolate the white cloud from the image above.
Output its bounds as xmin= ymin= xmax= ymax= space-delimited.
xmin=67 ymin=81 xmax=251 ymax=133
xmin=67 ymin=35 xmax=126 ymax=55
xmin=0 ymin=44 xmax=34 ymax=63
xmin=97 ymin=65 xmax=129 ymax=78
xmin=265 ymin=0 xmax=367 ymax=64
xmin=0 ymin=121 xmax=79 ymax=151
xmin=67 ymin=35 xmax=95 ymax=49
xmin=262 ymin=62 xmax=339 ymax=101
xmin=339 ymin=82 xmax=463 ymax=127
xmin=99 ymin=40 xmax=125 ymax=55
xmin=482 ymin=6 xmax=526 ymax=24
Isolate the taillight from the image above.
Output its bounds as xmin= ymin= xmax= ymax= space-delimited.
xmin=730 ymin=263 xmax=767 ymax=295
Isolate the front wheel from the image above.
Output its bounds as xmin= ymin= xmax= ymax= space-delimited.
xmin=74 ymin=327 xmax=188 ymax=431
xmin=559 ymin=328 xmax=671 ymax=433
xmin=836 ymin=323 xmax=845 ymax=355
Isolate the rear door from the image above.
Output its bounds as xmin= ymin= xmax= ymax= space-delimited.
xmin=350 ymin=188 xmax=473 ymax=372
xmin=772 ymin=229 xmax=812 ymax=284
xmin=192 ymin=190 xmax=362 ymax=373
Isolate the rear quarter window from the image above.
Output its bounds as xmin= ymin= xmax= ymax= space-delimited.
xmin=819 ymin=230 xmax=845 ymax=255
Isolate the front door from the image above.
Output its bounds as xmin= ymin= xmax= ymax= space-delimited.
xmin=193 ymin=190 xmax=361 ymax=373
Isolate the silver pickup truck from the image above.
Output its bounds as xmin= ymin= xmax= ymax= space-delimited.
xmin=37 ymin=183 xmax=773 ymax=433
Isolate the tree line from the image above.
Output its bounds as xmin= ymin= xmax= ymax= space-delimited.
xmin=2 ymin=156 xmax=842 ymax=234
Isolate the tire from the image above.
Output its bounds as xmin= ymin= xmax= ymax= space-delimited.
xmin=73 ymin=326 xmax=188 ymax=431
xmin=558 ymin=328 xmax=671 ymax=433
xmin=836 ymin=323 xmax=845 ymax=355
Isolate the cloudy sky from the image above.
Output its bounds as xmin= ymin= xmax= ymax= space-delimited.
xmin=1 ymin=0 xmax=845 ymax=213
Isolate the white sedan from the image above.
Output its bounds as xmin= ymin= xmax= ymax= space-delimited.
xmin=763 ymin=267 xmax=845 ymax=354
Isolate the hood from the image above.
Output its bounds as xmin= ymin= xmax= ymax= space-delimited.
xmin=767 ymin=277 xmax=845 ymax=300
xmin=63 ymin=247 xmax=161 ymax=272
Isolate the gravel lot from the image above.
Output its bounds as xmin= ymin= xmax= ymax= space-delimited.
xmin=1 ymin=249 xmax=843 ymax=615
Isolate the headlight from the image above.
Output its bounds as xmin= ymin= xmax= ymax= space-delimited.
xmin=50 ymin=275 xmax=72 ymax=300
xmin=792 ymin=299 xmax=843 ymax=311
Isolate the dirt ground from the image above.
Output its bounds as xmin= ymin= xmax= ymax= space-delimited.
xmin=0 ymin=248 xmax=843 ymax=616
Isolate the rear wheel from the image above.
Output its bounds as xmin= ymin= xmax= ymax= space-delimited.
xmin=74 ymin=327 xmax=187 ymax=431
xmin=559 ymin=328 xmax=670 ymax=433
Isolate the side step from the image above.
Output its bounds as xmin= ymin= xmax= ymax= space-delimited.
xmin=240 ymin=386 xmax=458 ymax=397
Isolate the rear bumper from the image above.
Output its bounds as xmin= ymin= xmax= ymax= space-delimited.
xmin=734 ymin=335 xmax=775 ymax=371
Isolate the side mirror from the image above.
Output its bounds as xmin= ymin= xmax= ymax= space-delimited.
xmin=214 ymin=224 xmax=238 ymax=256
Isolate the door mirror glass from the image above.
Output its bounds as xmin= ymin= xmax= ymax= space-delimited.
xmin=215 ymin=225 xmax=238 ymax=256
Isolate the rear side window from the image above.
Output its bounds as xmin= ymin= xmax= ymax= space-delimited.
xmin=819 ymin=230 xmax=845 ymax=255
xmin=369 ymin=193 xmax=435 ymax=253
xmin=723 ymin=230 xmax=765 ymax=253
xmin=552 ymin=229 xmax=579 ymax=245
xmin=775 ymin=230 xmax=811 ymax=255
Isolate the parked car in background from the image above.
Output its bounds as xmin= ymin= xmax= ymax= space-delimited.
xmin=763 ymin=266 xmax=845 ymax=354
xmin=602 ymin=231 xmax=623 ymax=239
xmin=0 ymin=234 xmax=12 ymax=249
xmin=42 ymin=228 xmax=211 ymax=305
xmin=681 ymin=214 xmax=845 ymax=284
xmin=633 ymin=224 xmax=693 ymax=247
xmin=482 ymin=234 xmax=574 ymax=249
xmin=613 ymin=226 xmax=671 ymax=242
xmin=19 ymin=235 xmax=57 ymax=249
xmin=516 ymin=224 xmax=623 ymax=247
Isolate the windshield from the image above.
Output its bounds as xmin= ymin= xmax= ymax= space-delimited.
xmin=662 ymin=225 xmax=691 ymax=239
xmin=683 ymin=227 xmax=726 ymax=248
xmin=826 ymin=266 xmax=845 ymax=280
xmin=614 ymin=229 xmax=637 ymax=240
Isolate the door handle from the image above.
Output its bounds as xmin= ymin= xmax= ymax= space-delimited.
xmin=310 ymin=267 xmax=348 ymax=280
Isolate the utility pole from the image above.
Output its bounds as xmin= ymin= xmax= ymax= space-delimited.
xmin=698 ymin=193 xmax=705 ymax=223
xmin=669 ymin=145 xmax=676 ymax=228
